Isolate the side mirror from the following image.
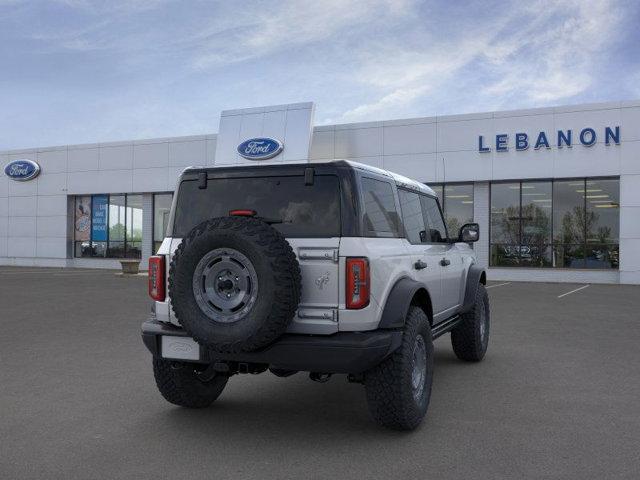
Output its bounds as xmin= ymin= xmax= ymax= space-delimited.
xmin=458 ymin=223 xmax=479 ymax=243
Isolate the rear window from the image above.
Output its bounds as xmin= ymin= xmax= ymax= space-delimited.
xmin=172 ymin=175 xmax=341 ymax=238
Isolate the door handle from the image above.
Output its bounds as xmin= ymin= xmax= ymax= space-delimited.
xmin=414 ymin=260 xmax=428 ymax=270
xmin=440 ymin=258 xmax=451 ymax=267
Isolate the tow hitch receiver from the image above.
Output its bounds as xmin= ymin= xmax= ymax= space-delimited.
xmin=309 ymin=372 xmax=332 ymax=383
xmin=195 ymin=362 xmax=227 ymax=382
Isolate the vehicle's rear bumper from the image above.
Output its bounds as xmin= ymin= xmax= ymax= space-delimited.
xmin=141 ymin=319 xmax=402 ymax=374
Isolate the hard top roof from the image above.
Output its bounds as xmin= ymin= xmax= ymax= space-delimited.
xmin=181 ymin=160 xmax=436 ymax=196
xmin=339 ymin=160 xmax=436 ymax=196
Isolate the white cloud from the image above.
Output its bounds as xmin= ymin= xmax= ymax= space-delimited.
xmin=339 ymin=85 xmax=429 ymax=121
xmin=0 ymin=0 xmax=634 ymax=149
xmin=482 ymin=0 xmax=621 ymax=105
xmin=190 ymin=0 xmax=416 ymax=69
xmin=335 ymin=0 xmax=625 ymax=122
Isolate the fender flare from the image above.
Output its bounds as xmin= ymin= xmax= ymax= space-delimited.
xmin=461 ymin=264 xmax=486 ymax=313
xmin=378 ymin=277 xmax=429 ymax=329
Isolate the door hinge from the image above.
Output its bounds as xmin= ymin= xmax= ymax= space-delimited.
xmin=297 ymin=308 xmax=338 ymax=322
xmin=298 ymin=248 xmax=339 ymax=263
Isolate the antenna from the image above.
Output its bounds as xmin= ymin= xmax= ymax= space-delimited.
xmin=442 ymin=157 xmax=446 ymax=184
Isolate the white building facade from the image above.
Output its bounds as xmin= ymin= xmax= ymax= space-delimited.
xmin=1 ymin=100 xmax=639 ymax=284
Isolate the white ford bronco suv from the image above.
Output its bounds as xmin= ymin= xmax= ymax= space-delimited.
xmin=142 ymin=160 xmax=489 ymax=430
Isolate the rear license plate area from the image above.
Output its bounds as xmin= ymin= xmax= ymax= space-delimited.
xmin=161 ymin=336 xmax=201 ymax=361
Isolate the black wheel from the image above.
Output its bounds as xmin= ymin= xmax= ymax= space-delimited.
xmin=364 ymin=307 xmax=434 ymax=431
xmin=169 ymin=216 xmax=301 ymax=353
xmin=451 ymin=283 xmax=490 ymax=362
xmin=153 ymin=358 xmax=228 ymax=408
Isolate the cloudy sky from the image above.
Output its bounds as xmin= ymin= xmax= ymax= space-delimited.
xmin=1 ymin=0 xmax=638 ymax=150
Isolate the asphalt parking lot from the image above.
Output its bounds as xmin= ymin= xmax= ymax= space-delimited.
xmin=1 ymin=268 xmax=639 ymax=479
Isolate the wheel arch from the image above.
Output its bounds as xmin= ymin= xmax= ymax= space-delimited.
xmin=410 ymin=287 xmax=433 ymax=326
xmin=378 ymin=277 xmax=433 ymax=329
xmin=461 ymin=264 xmax=486 ymax=313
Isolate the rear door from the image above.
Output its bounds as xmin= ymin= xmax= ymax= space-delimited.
xmin=397 ymin=189 xmax=444 ymax=317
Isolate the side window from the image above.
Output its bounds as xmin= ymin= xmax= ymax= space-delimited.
xmin=361 ymin=177 xmax=401 ymax=237
xmin=398 ymin=189 xmax=427 ymax=244
xmin=420 ymin=195 xmax=448 ymax=243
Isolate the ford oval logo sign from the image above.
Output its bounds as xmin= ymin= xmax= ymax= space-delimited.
xmin=237 ymin=137 xmax=283 ymax=160
xmin=4 ymin=159 xmax=41 ymax=182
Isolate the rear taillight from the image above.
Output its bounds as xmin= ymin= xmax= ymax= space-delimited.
xmin=148 ymin=255 xmax=165 ymax=301
xmin=229 ymin=209 xmax=257 ymax=217
xmin=346 ymin=257 xmax=369 ymax=309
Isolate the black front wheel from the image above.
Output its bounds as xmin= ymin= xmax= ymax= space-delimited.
xmin=364 ymin=307 xmax=434 ymax=430
xmin=451 ymin=283 xmax=490 ymax=362
xmin=153 ymin=358 xmax=228 ymax=408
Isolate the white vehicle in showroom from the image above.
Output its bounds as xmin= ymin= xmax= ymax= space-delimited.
xmin=142 ymin=160 xmax=489 ymax=430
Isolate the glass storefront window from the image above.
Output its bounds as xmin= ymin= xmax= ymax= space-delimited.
xmin=108 ymin=195 xmax=126 ymax=258
xmin=553 ymin=180 xmax=586 ymax=267
xmin=553 ymin=180 xmax=585 ymax=245
xmin=91 ymin=194 xmax=109 ymax=257
xmin=74 ymin=196 xmax=92 ymax=257
xmin=585 ymin=178 xmax=619 ymax=269
xmin=73 ymin=193 xmax=144 ymax=259
xmin=520 ymin=181 xmax=552 ymax=267
xmin=490 ymin=182 xmax=520 ymax=266
xmin=153 ymin=193 xmax=173 ymax=253
xmin=126 ymin=195 xmax=143 ymax=259
xmin=491 ymin=178 xmax=619 ymax=269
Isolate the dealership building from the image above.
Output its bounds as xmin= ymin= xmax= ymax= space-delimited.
xmin=1 ymin=100 xmax=639 ymax=284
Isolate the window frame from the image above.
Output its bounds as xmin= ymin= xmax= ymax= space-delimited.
xmin=489 ymin=177 xmax=620 ymax=269
xmin=419 ymin=192 xmax=450 ymax=244
xmin=73 ymin=193 xmax=143 ymax=260
xmin=124 ymin=193 xmax=143 ymax=259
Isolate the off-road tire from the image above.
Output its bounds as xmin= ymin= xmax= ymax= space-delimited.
xmin=153 ymin=358 xmax=228 ymax=408
xmin=169 ymin=216 xmax=301 ymax=353
xmin=451 ymin=283 xmax=490 ymax=362
xmin=364 ymin=307 xmax=434 ymax=431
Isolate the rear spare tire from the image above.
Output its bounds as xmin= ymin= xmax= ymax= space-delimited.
xmin=169 ymin=216 xmax=301 ymax=353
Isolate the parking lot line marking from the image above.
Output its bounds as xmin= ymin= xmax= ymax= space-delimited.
xmin=557 ymin=284 xmax=590 ymax=298
xmin=486 ymin=282 xmax=511 ymax=289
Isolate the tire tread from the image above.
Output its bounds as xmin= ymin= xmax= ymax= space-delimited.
xmin=364 ymin=307 xmax=433 ymax=430
xmin=153 ymin=358 xmax=228 ymax=408
xmin=451 ymin=283 xmax=490 ymax=362
xmin=168 ymin=217 xmax=301 ymax=353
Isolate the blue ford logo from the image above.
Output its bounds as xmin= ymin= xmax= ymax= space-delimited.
xmin=4 ymin=159 xmax=41 ymax=181
xmin=237 ymin=137 xmax=283 ymax=160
